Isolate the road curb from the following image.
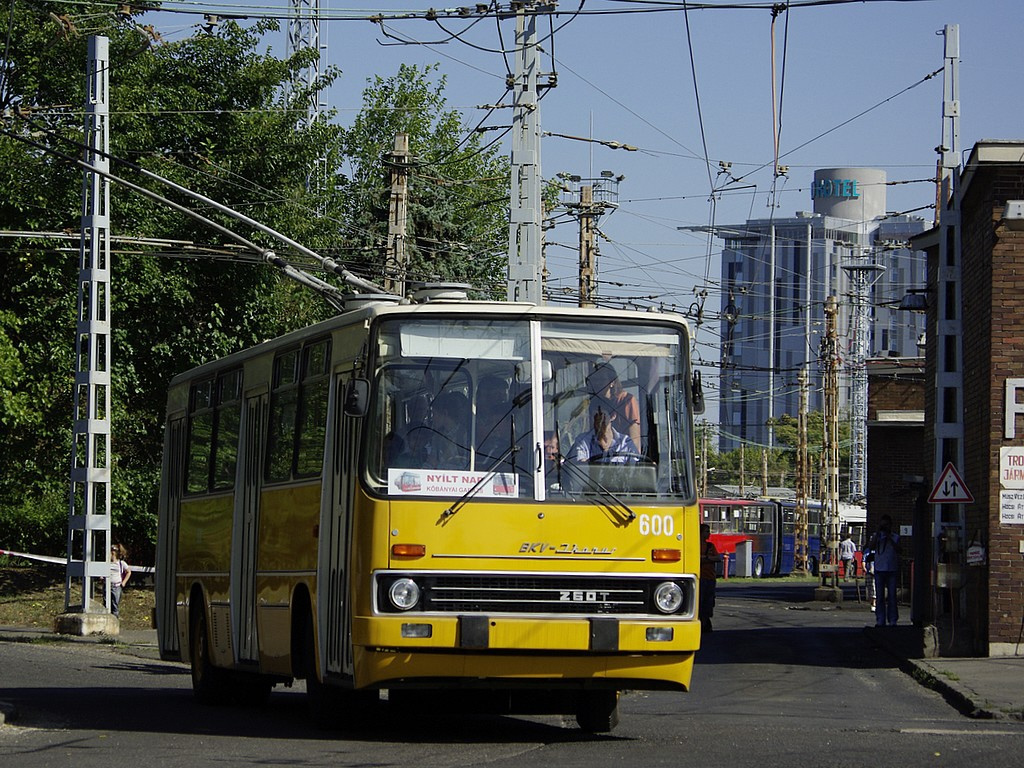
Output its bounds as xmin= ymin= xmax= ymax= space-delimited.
xmin=904 ymin=659 xmax=1002 ymax=720
xmin=862 ymin=626 xmax=1010 ymax=721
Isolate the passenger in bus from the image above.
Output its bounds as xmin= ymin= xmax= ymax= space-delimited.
xmin=424 ymin=391 xmax=471 ymax=469
xmin=476 ymin=375 xmax=514 ymax=466
xmin=567 ymin=399 xmax=639 ymax=465
xmin=587 ymin=363 xmax=642 ymax=452
xmin=543 ymin=431 xmax=564 ymax=489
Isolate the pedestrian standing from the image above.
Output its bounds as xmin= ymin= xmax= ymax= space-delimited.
xmin=868 ymin=515 xmax=900 ymax=626
xmin=109 ymin=544 xmax=132 ymax=618
xmin=839 ymin=532 xmax=856 ymax=580
xmin=699 ymin=523 xmax=721 ymax=633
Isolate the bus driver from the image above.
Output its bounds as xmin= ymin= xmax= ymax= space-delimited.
xmin=568 ymin=399 xmax=640 ymax=465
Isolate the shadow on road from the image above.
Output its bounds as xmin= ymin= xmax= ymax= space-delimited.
xmin=696 ymin=579 xmax=900 ymax=672
xmin=3 ymin=682 xmax=618 ymax=743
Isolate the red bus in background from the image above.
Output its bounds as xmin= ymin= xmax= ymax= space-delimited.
xmin=700 ymin=498 xmax=823 ymax=578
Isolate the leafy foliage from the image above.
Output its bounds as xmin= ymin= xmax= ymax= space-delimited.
xmin=338 ymin=63 xmax=510 ymax=297
xmin=698 ymin=412 xmax=852 ymax=496
xmin=0 ymin=7 xmax=510 ymax=562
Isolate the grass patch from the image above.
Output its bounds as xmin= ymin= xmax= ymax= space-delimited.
xmin=0 ymin=564 xmax=155 ymax=632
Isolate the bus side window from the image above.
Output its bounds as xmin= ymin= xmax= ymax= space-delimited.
xmin=266 ymin=339 xmax=333 ymax=483
xmin=186 ymin=379 xmax=214 ymax=494
xmin=212 ymin=370 xmax=242 ymax=490
xmin=266 ymin=349 xmax=300 ymax=483
xmin=296 ymin=340 xmax=331 ymax=477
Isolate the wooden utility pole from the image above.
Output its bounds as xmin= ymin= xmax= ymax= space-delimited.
xmin=739 ymin=442 xmax=746 ymax=496
xmin=700 ymin=424 xmax=708 ymax=498
xmin=794 ymin=367 xmax=809 ymax=573
xmin=578 ymin=185 xmax=597 ymax=307
xmin=385 ymin=133 xmax=410 ymax=297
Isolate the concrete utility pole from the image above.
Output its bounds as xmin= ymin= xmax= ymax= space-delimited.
xmin=506 ymin=2 xmax=554 ymax=303
xmin=931 ymin=23 xmax=966 ymax=620
xmin=60 ymin=36 xmax=116 ymax=634
xmin=816 ymin=295 xmax=842 ymax=601
xmin=384 ymin=133 xmax=410 ymax=297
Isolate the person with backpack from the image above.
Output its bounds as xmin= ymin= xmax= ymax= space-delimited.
xmin=868 ymin=515 xmax=901 ymax=626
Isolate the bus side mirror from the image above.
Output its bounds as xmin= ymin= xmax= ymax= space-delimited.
xmin=691 ymin=370 xmax=705 ymax=415
xmin=344 ymin=378 xmax=370 ymax=417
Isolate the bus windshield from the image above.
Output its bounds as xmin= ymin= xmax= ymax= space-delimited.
xmin=366 ymin=315 xmax=695 ymax=501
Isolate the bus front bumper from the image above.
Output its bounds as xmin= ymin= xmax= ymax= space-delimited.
xmin=350 ymin=614 xmax=699 ymax=691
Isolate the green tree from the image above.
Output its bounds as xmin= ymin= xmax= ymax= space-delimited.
xmin=337 ymin=63 xmax=510 ymax=297
xmin=0 ymin=7 xmax=348 ymax=560
xmin=1 ymin=10 xmax=513 ymax=562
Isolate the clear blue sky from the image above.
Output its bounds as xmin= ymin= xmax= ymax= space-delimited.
xmin=144 ymin=0 xmax=1022 ymax=405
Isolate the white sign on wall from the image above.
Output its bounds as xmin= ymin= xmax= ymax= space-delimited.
xmin=1000 ymin=447 xmax=1024 ymax=488
xmin=999 ymin=489 xmax=1024 ymax=525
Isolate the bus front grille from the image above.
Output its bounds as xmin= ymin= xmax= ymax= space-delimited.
xmin=375 ymin=572 xmax=694 ymax=617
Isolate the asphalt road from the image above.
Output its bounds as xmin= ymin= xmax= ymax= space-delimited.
xmin=2 ymin=582 xmax=1023 ymax=767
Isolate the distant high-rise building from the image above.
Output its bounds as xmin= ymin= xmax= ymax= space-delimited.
xmin=715 ymin=168 xmax=926 ymax=452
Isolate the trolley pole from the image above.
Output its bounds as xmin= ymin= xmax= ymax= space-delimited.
xmin=57 ymin=36 xmax=118 ymax=635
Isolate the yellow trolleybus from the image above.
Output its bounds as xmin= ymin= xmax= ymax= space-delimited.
xmin=155 ymin=289 xmax=704 ymax=731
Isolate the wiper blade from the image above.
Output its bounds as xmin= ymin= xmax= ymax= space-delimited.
xmin=557 ymin=461 xmax=637 ymax=525
xmin=438 ymin=445 xmax=518 ymax=524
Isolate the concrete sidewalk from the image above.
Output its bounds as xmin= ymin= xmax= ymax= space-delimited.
xmin=864 ymin=624 xmax=1024 ymax=721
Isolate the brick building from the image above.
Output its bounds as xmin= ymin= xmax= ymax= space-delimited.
xmin=910 ymin=140 xmax=1024 ymax=657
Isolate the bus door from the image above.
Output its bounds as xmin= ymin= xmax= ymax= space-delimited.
xmin=319 ymin=370 xmax=358 ymax=679
xmin=156 ymin=413 xmax=186 ymax=660
xmin=232 ymin=388 xmax=267 ymax=665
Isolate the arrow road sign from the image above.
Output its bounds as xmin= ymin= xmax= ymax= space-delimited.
xmin=928 ymin=462 xmax=974 ymax=504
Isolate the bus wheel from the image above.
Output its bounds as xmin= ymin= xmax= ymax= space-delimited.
xmin=753 ymin=556 xmax=765 ymax=578
xmin=190 ymin=609 xmax=230 ymax=704
xmin=575 ymin=690 xmax=619 ymax=733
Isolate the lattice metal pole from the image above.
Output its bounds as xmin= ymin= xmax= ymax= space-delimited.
xmin=287 ymin=0 xmax=323 ymax=128
xmin=842 ymin=261 xmax=882 ymax=503
xmin=65 ymin=36 xmax=112 ymax=615
xmin=821 ymin=296 xmax=841 ymax=591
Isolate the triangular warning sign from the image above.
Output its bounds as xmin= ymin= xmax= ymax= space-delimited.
xmin=928 ymin=462 xmax=974 ymax=504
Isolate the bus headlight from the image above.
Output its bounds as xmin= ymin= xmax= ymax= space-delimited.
xmin=653 ymin=581 xmax=684 ymax=614
xmin=388 ymin=578 xmax=421 ymax=611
